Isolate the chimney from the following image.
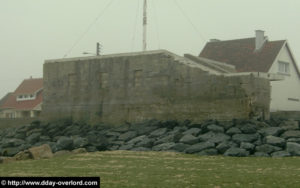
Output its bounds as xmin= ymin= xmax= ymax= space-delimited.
xmin=255 ymin=30 xmax=267 ymax=51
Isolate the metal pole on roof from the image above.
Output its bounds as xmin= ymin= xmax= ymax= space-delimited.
xmin=143 ymin=0 xmax=147 ymax=51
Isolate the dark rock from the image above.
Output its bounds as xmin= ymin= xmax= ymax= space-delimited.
xmin=73 ymin=137 xmax=88 ymax=148
xmin=207 ymin=124 xmax=224 ymax=133
xmin=1 ymin=139 xmax=25 ymax=147
xmin=1 ymin=147 xmax=21 ymax=157
xmin=254 ymin=152 xmax=270 ymax=157
xmin=127 ymin=135 xmax=148 ymax=145
xmin=240 ymin=142 xmax=255 ymax=151
xmin=152 ymin=142 xmax=176 ymax=151
xmin=271 ymin=151 xmax=291 ymax=157
xmin=255 ymin=144 xmax=282 ymax=154
xmin=207 ymin=133 xmax=230 ymax=144
xmin=40 ymin=136 xmax=51 ymax=142
xmin=216 ymin=141 xmax=237 ymax=154
xmin=265 ymin=136 xmax=286 ymax=147
xmin=25 ymin=133 xmax=41 ymax=144
xmin=287 ymin=138 xmax=300 ymax=144
xmin=240 ymin=124 xmax=257 ymax=134
xmin=226 ymin=127 xmax=241 ymax=135
xmin=198 ymin=131 xmax=215 ymax=142
xmin=154 ymin=134 xmax=175 ymax=145
xmin=183 ymin=128 xmax=201 ymax=136
xmin=131 ymin=147 xmax=151 ymax=151
xmin=224 ymin=147 xmax=249 ymax=157
xmin=170 ymin=143 xmax=190 ymax=152
xmin=135 ymin=137 xmax=154 ymax=148
xmin=179 ymin=134 xmax=199 ymax=145
xmin=279 ymin=121 xmax=299 ymax=130
xmin=113 ymin=125 xmax=130 ymax=133
xmin=106 ymin=131 xmax=121 ymax=137
xmin=196 ymin=148 xmax=218 ymax=156
xmin=149 ymin=128 xmax=168 ymax=138
xmin=185 ymin=142 xmax=215 ymax=154
xmin=281 ymin=130 xmax=300 ymax=139
xmin=232 ymin=133 xmax=259 ymax=143
xmin=56 ymin=136 xmax=73 ymax=150
xmin=259 ymin=127 xmax=284 ymax=136
xmin=86 ymin=146 xmax=97 ymax=152
xmin=118 ymin=131 xmax=137 ymax=141
xmin=286 ymin=142 xmax=300 ymax=156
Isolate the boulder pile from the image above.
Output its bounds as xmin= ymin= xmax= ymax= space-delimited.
xmin=0 ymin=118 xmax=300 ymax=158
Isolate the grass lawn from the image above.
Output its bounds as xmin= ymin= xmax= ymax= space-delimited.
xmin=0 ymin=151 xmax=300 ymax=187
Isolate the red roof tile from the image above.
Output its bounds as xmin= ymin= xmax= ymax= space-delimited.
xmin=0 ymin=78 xmax=43 ymax=110
xmin=1 ymin=91 xmax=42 ymax=110
xmin=199 ymin=38 xmax=286 ymax=72
xmin=14 ymin=78 xmax=43 ymax=94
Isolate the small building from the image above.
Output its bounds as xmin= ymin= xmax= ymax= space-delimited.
xmin=0 ymin=78 xmax=43 ymax=118
xmin=199 ymin=30 xmax=300 ymax=112
xmin=43 ymin=50 xmax=272 ymax=124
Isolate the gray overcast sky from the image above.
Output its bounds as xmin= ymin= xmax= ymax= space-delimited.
xmin=1 ymin=0 xmax=300 ymax=98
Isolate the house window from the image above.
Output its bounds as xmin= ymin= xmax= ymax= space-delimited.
xmin=278 ymin=61 xmax=290 ymax=74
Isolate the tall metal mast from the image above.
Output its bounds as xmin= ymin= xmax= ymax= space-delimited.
xmin=143 ymin=0 xmax=147 ymax=51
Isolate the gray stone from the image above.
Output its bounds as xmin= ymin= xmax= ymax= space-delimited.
xmin=259 ymin=127 xmax=284 ymax=136
xmin=281 ymin=130 xmax=300 ymax=139
xmin=207 ymin=133 xmax=230 ymax=144
xmin=86 ymin=146 xmax=97 ymax=152
xmin=1 ymin=139 xmax=25 ymax=147
xmin=152 ymin=142 xmax=176 ymax=151
xmin=119 ymin=144 xmax=134 ymax=150
xmin=286 ymin=142 xmax=300 ymax=156
xmin=25 ymin=133 xmax=41 ymax=144
xmin=154 ymin=134 xmax=175 ymax=145
xmin=170 ymin=143 xmax=190 ymax=152
xmin=198 ymin=131 xmax=215 ymax=142
xmin=224 ymin=147 xmax=249 ymax=157
xmin=240 ymin=124 xmax=257 ymax=134
xmin=216 ymin=142 xmax=235 ymax=154
xmin=56 ymin=136 xmax=73 ymax=150
xmin=207 ymin=124 xmax=224 ymax=133
xmin=271 ymin=151 xmax=291 ymax=157
xmin=127 ymin=135 xmax=148 ymax=145
xmin=232 ymin=133 xmax=259 ymax=143
xmin=279 ymin=121 xmax=299 ymax=130
xmin=149 ymin=128 xmax=168 ymax=138
xmin=255 ymin=144 xmax=282 ymax=154
xmin=287 ymin=138 xmax=300 ymax=144
xmin=183 ymin=128 xmax=201 ymax=136
xmin=1 ymin=147 xmax=21 ymax=157
xmin=254 ymin=152 xmax=270 ymax=157
xmin=196 ymin=148 xmax=218 ymax=156
xmin=226 ymin=127 xmax=241 ymax=135
xmin=179 ymin=134 xmax=199 ymax=145
xmin=185 ymin=142 xmax=215 ymax=154
xmin=265 ymin=136 xmax=286 ymax=147
xmin=240 ymin=142 xmax=255 ymax=151
xmin=118 ymin=131 xmax=137 ymax=141
xmin=40 ymin=136 xmax=51 ymax=142
xmin=135 ymin=137 xmax=154 ymax=148
xmin=73 ymin=137 xmax=88 ymax=148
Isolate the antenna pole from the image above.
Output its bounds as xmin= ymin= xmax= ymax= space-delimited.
xmin=143 ymin=0 xmax=147 ymax=51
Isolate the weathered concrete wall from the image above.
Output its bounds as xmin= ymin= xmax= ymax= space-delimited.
xmin=43 ymin=50 xmax=270 ymax=124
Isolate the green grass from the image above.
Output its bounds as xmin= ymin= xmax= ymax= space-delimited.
xmin=1 ymin=151 xmax=300 ymax=188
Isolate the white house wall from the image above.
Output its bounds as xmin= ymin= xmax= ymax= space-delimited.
xmin=268 ymin=44 xmax=300 ymax=111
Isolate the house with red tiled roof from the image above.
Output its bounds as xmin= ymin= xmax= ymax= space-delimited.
xmin=199 ymin=30 xmax=300 ymax=111
xmin=0 ymin=77 xmax=43 ymax=118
